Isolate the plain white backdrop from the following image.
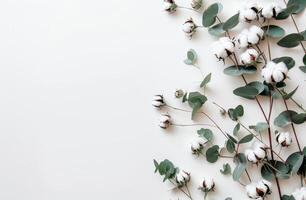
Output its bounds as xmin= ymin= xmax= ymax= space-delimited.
xmin=0 ymin=0 xmax=306 ymax=199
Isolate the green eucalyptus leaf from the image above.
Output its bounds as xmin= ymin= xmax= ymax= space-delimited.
xmin=276 ymin=4 xmax=300 ymax=19
xmin=261 ymin=163 xmax=274 ymax=180
xmin=292 ymin=113 xmax=306 ymax=124
xmin=184 ymin=49 xmax=197 ymax=65
xmin=220 ymin=163 xmax=231 ymax=175
xmin=154 ymin=159 xmax=178 ymax=182
xmin=233 ymin=153 xmax=247 ymax=181
xmin=206 ymin=145 xmax=220 ymax=163
xmin=233 ymin=86 xmax=259 ymax=99
xmin=262 ymin=25 xmax=285 ymax=38
xmin=273 ymin=56 xmax=295 ymax=70
xmin=226 ymin=139 xmax=236 ymax=153
xmin=299 ymin=66 xmax=306 ymax=73
xmin=197 ymin=128 xmax=213 ymax=141
xmin=281 ymin=195 xmax=296 ymax=200
xmin=283 ymin=86 xmax=298 ymax=100
xmin=227 ymin=134 xmax=238 ymax=144
xmin=208 ymin=23 xmax=225 ymax=37
xmin=238 ymin=134 xmax=254 ymax=144
xmin=202 ymin=3 xmax=220 ymax=27
xmin=247 ymin=81 xmax=265 ymax=94
xmin=188 ymin=92 xmax=207 ymax=119
xmin=277 ymin=33 xmax=304 ymax=48
xmin=286 ymin=152 xmax=304 ymax=174
xmin=249 ymin=122 xmax=269 ymax=133
xmin=233 ymin=123 xmax=240 ymax=136
xmin=288 ymin=0 xmax=306 ymax=14
xmin=223 ymin=13 xmax=240 ymax=31
xmin=274 ymin=110 xmax=298 ymax=127
xmin=223 ymin=65 xmax=257 ymax=76
xmin=200 ymin=73 xmax=212 ymax=88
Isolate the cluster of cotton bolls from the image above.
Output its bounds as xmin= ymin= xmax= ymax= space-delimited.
xmin=245 ymin=179 xmax=272 ymax=199
xmin=292 ymin=187 xmax=306 ymax=200
xmin=152 ymin=95 xmax=173 ymax=129
xmin=261 ymin=61 xmax=288 ymax=83
xmin=245 ymin=142 xmax=266 ymax=164
xmin=212 ymin=37 xmax=236 ymax=60
xmin=239 ymin=1 xmax=284 ymax=23
xmin=236 ymin=25 xmax=264 ymax=48
xmin=175 ymin=170 xmax=191 ymax=187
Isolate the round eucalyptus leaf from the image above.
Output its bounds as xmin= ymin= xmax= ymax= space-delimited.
xmin=202 ymin=3 xmax=220 ymax=27
xmin=277 ymin=33 xmax=304 ymax=48
xmin=262 ymin=25 xmax=285 ymax=38
xmin=233 ymin=86 xmax=259 ymax=99
xmin=206 ymin=145 xmax=220 ymax=163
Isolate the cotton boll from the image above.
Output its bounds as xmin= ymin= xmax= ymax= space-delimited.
xmin=152 ymin=95 xmax=165 ymax=108
xmin=261 ymin=2 xmax=283 ymax=19
xmin=257 ymin=179 xmax=272 ymax=195
xmin=200 ymin=177 xmax=215 ymax=192
xmin=159 ymin=114 xmax=171 ymax=129
xmin=176 ymin=170 xmax=191 ymax=186
xmin=191 ymin=137 xmax=207 ymax=155
xmin=212 ymin=37 xmax=235 ymax=60
xmin=163 ymin=0 xmax=177 ymax=13
xmin=261 ymin=61 xmax=288 ymax=83
xmin=276 ymin=132 xmax=292 ymax=147
xmin=246 ymin=180 xmax=272 ymax=199
xmin=236 ymin=29 xmax=249 ymax=48
xmin=246 ymin=184 xmax=259 ymax=199
xmin=245 ymin=142 xmax=266 ymax=163
xmin=247 ymin=25 xmax=264 ymax=45
xmin=182 ymin=18 xmax=197 ymax=39
xmin=245 ymin=149 xmax=258 ymax=163
xmin=239 ymin=2 xmax=259 ymax=22
xmin=240 ymin=48 xmax=259 ymax=65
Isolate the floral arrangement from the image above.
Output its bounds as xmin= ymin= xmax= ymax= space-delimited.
xmin=153 ymin=0 xmax=306 ymax=199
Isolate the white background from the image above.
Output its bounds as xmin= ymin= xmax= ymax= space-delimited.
xmin=0 ymin=0 xmax=306 ymax=199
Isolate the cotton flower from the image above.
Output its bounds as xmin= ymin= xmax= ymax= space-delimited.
xmin=292 ymin=187 xmax=306 ymax=200
xmin=175 ymin=170 xmax=191 ymax=186
xmin=191 ymin=137 xmax=207 ymax=155
xmin=261 ymin=61 xmax=288 ymax=83
xmin=182 ymin=18 xmax=197 ymax=39
xmin=239 ymin=2 xmax=259 ymax=22
xmin=152 ymin=95 xmax=165 ymax=109
xmin=212 ymin=37 xmax=235 ymax=60
xmin=245 ymin=142 xmax=266 ymax=163
xmin=163 ymin=0 xmax=177 ymax=13
xmin=159 ymin=114 xmax=171 ymax=129
xmin=236 ymin=25 xmax=264 ymax=48
xmin=276 ymin=131 xmax=292 ymax=147
xmin=191 ymin=0 xmax=202 ymax=10
xmin=246 ymin=179 xmax=272 ymax=199
xmin=199 ymin=177 xmax=215 ymax=192
xmin=240 ymin=48 xmax=259 ymax=65
xmin=260 ymin=2 xmax=283 ymax=19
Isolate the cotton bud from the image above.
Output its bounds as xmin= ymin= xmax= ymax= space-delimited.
xmin=152 ymin=95 xmax=165 ymax=109
xmin=175 ymin=89 xmax=185 ymax=98
xmin=276 ymin=131 xmax=292 ymax=147
xmin=239 ymin=2 xmax=259 ymax=22
xmin=182 ymin=18 xmax=197 ymax=39
xmin=191 ymin=0 xmax=203 ymax=10
xmin=199 ymin=177 xmax=215 ymax=192
xmin=245 ymin=142 xmax=266 ymax=163
xmin=292 ymin=187 xmax=306 ymax=200
xmin=175 ymin=170 xmax=191 ymax=186
xmin=236 ymin=26 xmax=264 ymax=48
xmin=246 ymin=179 xmax=272 ymax=199
xmin=191 ymin=137 xmax=207 ymax=155
xmin=159 ymin=114 xmax=171 ymax=129
xmin=261 ymin=2 xmax=283 ymax=19
xmin=261 ymin=61 xmax=288 ymax=83
xmin=163 ymin=0 xmax=177 ymax=13
xmin=212 ymin=37 xmax=235 ymax=60
xmin=240 ymin=48 xmax=259 ymax=65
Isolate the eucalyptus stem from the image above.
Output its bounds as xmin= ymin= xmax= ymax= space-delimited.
xmin=255 ymin=44 xmax=267 ymax=64
xmin=169 ymin=180 xmax=192 ymax=199
xmin=185 ymin=184 xmax=193 ymax=200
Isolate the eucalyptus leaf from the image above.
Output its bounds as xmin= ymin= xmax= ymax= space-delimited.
xmin=276 ymin=4 xmax=300 ymax=19
xmin=197 ymin=128 xmax=213 ymax=141
xmin=200 ymin=73 xmax=212 ymax=88
xmin=233 ymin=86 xmax=259 ymax=99
xmin=202 ymin=3 xmax=220 ymax=27
xmin=274 ymin=110 xmax=298 ymax=127
xmin=277 ymin=33 xmax=304 ymax=48
xmin=283 ymin=86 xmax=298 ymax=100
xmin=223 ymin=65 xmax=257 ymax=76
xmin=206 ymin=145 xmax=220 ymax=163
xmin=226 ymin=139 xmax=236 ymax=153
xmin=238 ymin=134 xmax=254 ymax=144
xmin=286 ymin=152 xmax=304 ymax=174
xmin=288 ymin=0 xmax=306 ymax=14
xmin=188 ymin=92 xmax=207 ymax=119
xmin=233 ymin=153 xmax=247 ymax=181
xmin=208 ymin=23 xmax=225 ymax=37
xmin=262 ymin=25 xmax=285 ymax=38
xmin=273 ymin=56 xmax=295 ymax=70
xmin=249 ymin=122 xmax=269 ymax=133
xmin=300 ymin=66 xmax=306 ymax=73
xmin=223 ymin=13 xmax=240 ymax=31
xmin=220 ymin=163 xmax=231 ymax=175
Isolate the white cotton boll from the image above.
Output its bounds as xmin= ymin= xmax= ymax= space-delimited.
xmin=292 ymin=187 xmax=306 ymax=200
xmin=261 ymin=2 xmax=283 ymax=19
xmin=212 ymin=37 xmax=235 ymax=60
xmin=236 ymin=30 xmax=249 ymax=48
xmin=152 ymin=95 xmax=165 ymax=108
xmin=182 ymin=18 xmax=197 ymax=38
xmin=191 ymin=137 xmax=207 ymax=154
xmin=159 ymin=114 xmax=171 ymax=129
xmin=253 ymin=142 xmax=266 ymax=159
xmin=257 ymin=179 xmax=272 ymax=195
xmin=276 ymin=132 xmax=292 ymax=147
xmin=176 ymin=170 xmax=191 ymax=186
xmin=261 ymin=61 xmax=288 ymax=83
xmin=200 ymin=177 xmax=215 ymax=191
xmin=240 ymin=48 xmax=259 ymax=65
xmin=245 ymin=149 xmax=258 ymax=163
xmin=163 ymin=0 xmax=177 ymax=13
xmin=246 ymin=184 xmax=259 ymax=199
xmin=239 ymin=2 xmax=259 ymax=22
xmin=220 ymin=37 xmax=235 ymax=52
xmin=250 ymin=25 xmax=264 ymax=38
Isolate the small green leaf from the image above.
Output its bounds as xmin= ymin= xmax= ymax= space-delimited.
xmin=188 ymin=92 xmax=207 ymax=119
xmin=281 ymin=195 xmax=296 ymax=200
xmin=283 ymin=86 xmax=298 ymax=100
xmin=208 ymin=23 xmax=225 ymax=37
xmin=200 ymin=73 xmax=212 ymax=88
xmin=233 ymin=153 xmax=247 ymax=181
xmin=238 ymin=134 xmax=254 ymax=144
xmin=288 ymin=0 xmax=306 ymax=14
xmin=206 ymin=145 xmax=220 ymax=163
xmin=299 ymin=66 xmax=306 ymax=73
xmin=262 ymin=25 xmax=285 ymax=38
xmin=184 ymin=49 xmax=197 ymax=65
xmin=233 ymin=123 xmax=240 ymax=136
xmin=202 ymin=3 xmax=220 ymax=27
xmin=223 ymin=13 xmax=240 ymax=31
xmin=220 ymin=163 xmax=231 ymax=175
xmin=233 ymin=86 xmax=259 ymax=99
xmin=277 ymin=33 xmax=304 ymax=48
xmin=226 ymin=139 xmax=235 ymax=153
xmin=197 ymin=128 xmax=213 ymax=141
xmin=286 ymin=152 xmax=304 ymax=174
xmin=274 ymin=110 xmax=298 ymax=127
xmin=276 ymin=4 xmax=300 ymax=19
xmin=249 ymin=122 xmax=269 ymax=133
xmin=292 ymin=113 xmax=306 ymax=124
xmin=223 ymin=65 xmax=257 ymax=76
